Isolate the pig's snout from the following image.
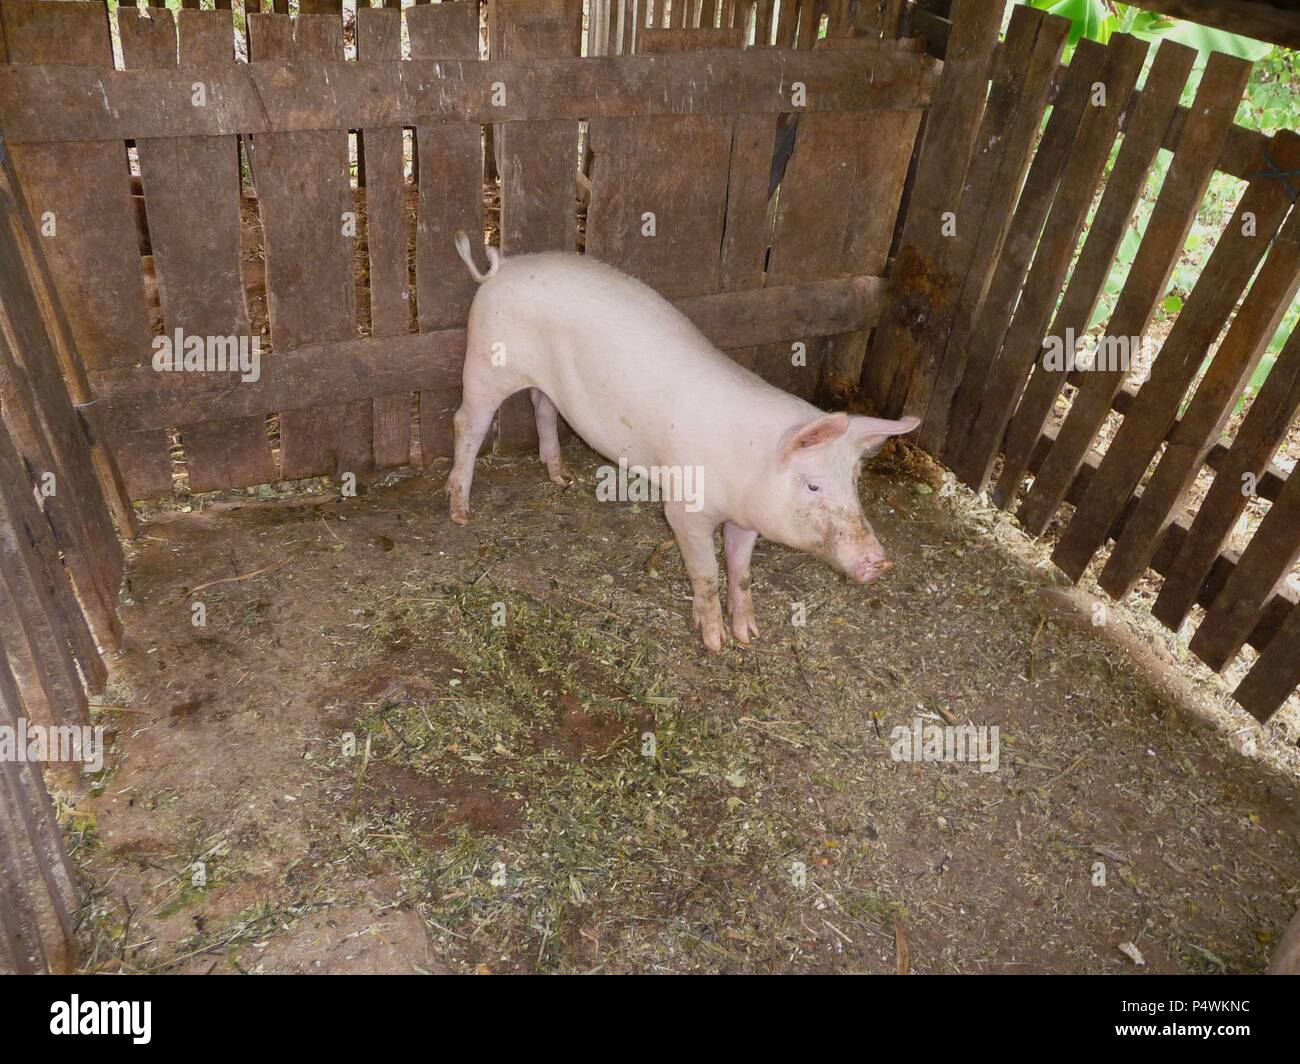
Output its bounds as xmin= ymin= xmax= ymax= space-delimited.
xmin=845 ymin=540 xmax=891 ymax=584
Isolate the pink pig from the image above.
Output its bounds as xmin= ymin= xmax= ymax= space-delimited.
xmin=447 ymin=235 xmax=919 ymax=651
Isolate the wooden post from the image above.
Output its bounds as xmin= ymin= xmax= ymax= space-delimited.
xmin=858 ymin=0 xmax=1006 ymax=417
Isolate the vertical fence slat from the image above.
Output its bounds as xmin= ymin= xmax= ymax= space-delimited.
xmin=1191 ymin=458 xmax=1300 ymax=674
xmin=493 ymin=0 xmax=583 ymax=456
xmin=719 ymin=112 xmax=776 ymax=292
xmin=120 ymin=8 xmax=277 ymax=493
xmin=0 ymin=515 xmax=83 ymax=974
xmin=2 ymin=0 xmax=172 ymax=497
xmin=585 ymin=56 xmax=734 ymax=299
xmin=858 ymin=0 xmax=1005 ymax=416
xmin=1153 ymin=328 xmax=1300 ymax=631
xmin=408 ymin=1 xmax=484 ymax=464
xmin=956 ymin=34 xmax=1148 ymax=490
xmin=1234 ymin=601 xmax=1300 ymax=721
xmin=0 ymin=145 xmax=137 ymax=547
xmin=0 ymin=393 xmax=104 ymax=713
xmin=0 ymin=176 xmax=126 ymax=655
xmin=802 ymin=35 xmax=923 ymax=400
xmin=1100 ymin=183 xmax=1300 ymax=599
xmin=992 ymin=39 xmax=1196 ymax=509
xmin=909 ymin=5 xmax=1069 ymax=453
xmin=1016 ymin=51 xmax=1253 ymax=537
xmin=248 ymin=12 xmax=373 ymax=480
xmin=0 ymin=434 xmax=91 ymax=731
xmin=357 ymin=6 xmax=414 ymax=471
xmin=941 ymin=38 xmax=1110 ymax=468
xmin=1052 ymin=130 xmax=1300 ymax=583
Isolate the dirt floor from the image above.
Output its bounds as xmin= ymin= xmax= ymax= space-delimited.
xmin=50 ymin=435 xmax=1298 ymax=975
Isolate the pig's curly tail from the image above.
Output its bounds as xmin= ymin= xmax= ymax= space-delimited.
xmin=454 ymin=232 xmax=502 ymax=283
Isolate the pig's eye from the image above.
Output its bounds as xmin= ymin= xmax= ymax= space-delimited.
xmin=805 ymin=481 xmax=823 ymax=494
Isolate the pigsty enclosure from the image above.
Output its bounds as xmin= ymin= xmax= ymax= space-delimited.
xmin=0 ymin=0 xmax=1297 ymax=973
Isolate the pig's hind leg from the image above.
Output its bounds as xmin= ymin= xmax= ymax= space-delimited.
xmin=665 ymin=502 xmax=726 ymax=652
xmin=529 ymin=389 xmax=572 ymax=486
xmin=447 ymin=397 xmax=496 ymax=524
xmin=448 ymin=349 xmax=517 ymax=524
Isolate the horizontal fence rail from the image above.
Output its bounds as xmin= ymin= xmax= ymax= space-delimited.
xmin=0 ymin=49 xmax=940 ymax=143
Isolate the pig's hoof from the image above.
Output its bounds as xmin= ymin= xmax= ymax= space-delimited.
xmin=695 ymin=613 xmax=727 ymax=652
xmin=449 ymin=502 xmax=470 ymax=525
xmin=548 ymin=465 xmax=574 ymax=488
xmin=700 ymin=626 xmax=725 ymax=653
xmin=731 ymin=614 xmax=760 ymax=645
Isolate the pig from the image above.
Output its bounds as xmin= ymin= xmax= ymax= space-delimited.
xmin=447 ymin=233 xmax=919 ymax=651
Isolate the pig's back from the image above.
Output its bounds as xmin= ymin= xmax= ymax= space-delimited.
xmin=469 ymin=251 xmax=812 ymax=473
xmin=475 ymin=251 xmax=786 ymax=398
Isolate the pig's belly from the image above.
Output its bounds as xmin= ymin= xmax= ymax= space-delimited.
xmin=555 ymin=403 xmax=659 ymax=473
xmin=527 ymin=347 xmax=668 ymax=472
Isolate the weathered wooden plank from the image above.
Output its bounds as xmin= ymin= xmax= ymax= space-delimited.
xmin=587 ymin=116 xmax=733 ymax=297
xmin=0 ymin=626 xmax=80 ymax=973
xmin=493 ymin=0 xmax=583 ymax=456
xmin=2 ymin=0 xmax=171 ymax=497
xmin=0 ymin=416 xmax=94 ymax=729
xmin=1153 ymin=328 xmax=1300 ymax=631
xmin=1025 ymin=419 xmax=1300 ymax=661
xmin=1100 ymin=195 xmax=1300 ymax=600
xmin=1016 ymin=51 xmax=1252 ymax=538
xmin=0 ymin=50 xmax=944 ymax=144
xmin=94 ymin=275 xmax=887 ymax=431
xmin=858 ymin=0 xmax=1006 ymax=416
xmin=908 ymin=5 xmax=1070 ymax=452
xmin=942 ymin=38 xmax=1111 ymax=471
xmin=719 ymin=112 xmax=777 ymax=293
xmin=357 ymin=6 xmax=413 ymax=471
xmin=640 ymin=25 xmax=746 ymax=50
xmin=121 ymin=8 xmax=276 ymax=493
xmin=0 ymin=145 xmax=137 ymax=544
xmin=956 ymin=34 xmax=1148 ymax=491
xmin=769 ymin=100 xmax=920 ymax=398
xmin=0 ymin=177 xmax=126 ymax=652
xmin=408 ymin=2 xmax=483 ymax=465
xmin=248 ymin=13 xmax=372 ymax=480
xmin=992 ymin=39 xmax=1195 ymax=510
xmin=1233 ymin=602 xmax=1300 ymax=722
xmin=1052 ymin=130 xmax=1300 ymax=584
xmin=774 ymin=0 xmax=798 ymax=46
xmin=1191 ymin=458 xmax=1300 ymax=675
xmin=796 ymin=0 xmax=817 ymax=48
xmin=1102 ymin=377 xmax=1292 ymax=500
xmin=0 ymin=298 xmax=113 ymax=686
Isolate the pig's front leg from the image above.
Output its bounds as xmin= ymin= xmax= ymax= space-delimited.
xmin=723 ymin=522 xmax=760 ymax=644
xmin=664 ymin=502 xmax=726 ymax=652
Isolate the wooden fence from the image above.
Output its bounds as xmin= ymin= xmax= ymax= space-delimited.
xmin=0 ymin=0 xmax=932 ymax=495
xmin=866 ymin=1 xmax=1300 ymax=724
xmin=0 ymin=137 xmax=124 ymax=972
xmin=0 ymin=0 xmax=933 ymax=971
xmin=2 ymin=0 xmax=1297 ymax=968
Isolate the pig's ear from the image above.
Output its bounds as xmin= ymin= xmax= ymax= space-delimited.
xmin=780 ymin=412 xmax=850 ymax=465
xmin=851 ymin=415 xmax=921 ymax=457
